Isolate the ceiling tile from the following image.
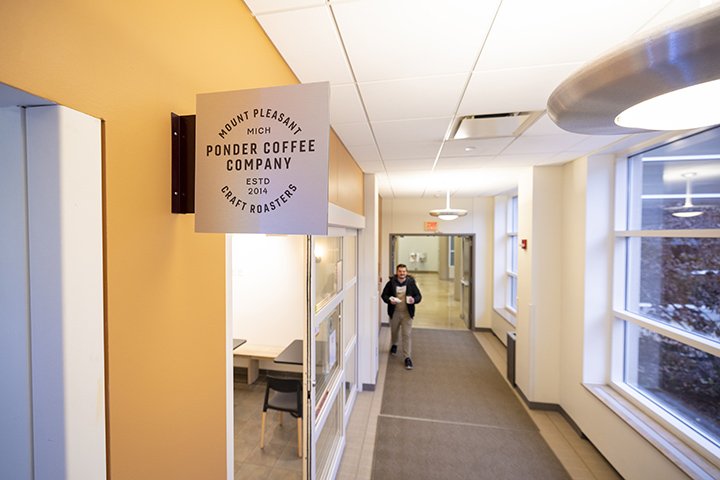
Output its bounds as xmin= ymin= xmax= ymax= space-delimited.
xmin=354 ymin=160 xmax=386 ymax=174
xmin=332 ymin=121 xmax=374 ymax=147
xmin=435 ymin=156 xmax=495 ymax=169
xmin=489 ymin=153 xmax=556 ymax=167
xmin=243 ymin=0 xmax=325 ymax=15
xmin=372 ymin=117 xmax=452 ymax=144
xmin=475 ymin=0 xmax=671 ymax=71
xmin=256 ymin=6 xmax=353 ymax=84
xmin=358 ymin=74 xmax=467 ymax=122
xmin=503 ymin=134 xmax=584 ymax=155
xmin=637 ymin=0 xmax=714 ymax=33
xmin=345 ymin=144 xmax=382 ymax=164
xmin=426 ymin=168 xmax=524 ymax=196
xmin=246 ymin=0 xmax=691 ymax=197
xmin=542 ymin=151 xmax=585 ymax=165
xmin=566 ymin=134 xmax=627 ymax=153
xmin=522 ymin=113 xmax=571 ymax=136
xmin=386 ymin=171 xmax=437 ymax=195
xmin=381 ymin=158 xmax=435 ymax=171
xmin=378 ymin=141 xmax=442 ymax=161
xmin=332 ymin=0 xmax=502 ymax=82
xmin=458 ymin=63 xmax=583 ymax=116
xmin=330 ymin=84 xmax=366 ymax=124
xmin=440 ymin=137 xmax=515 ymax=157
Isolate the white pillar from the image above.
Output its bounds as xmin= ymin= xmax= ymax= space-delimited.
xmin=26 ymin=106 xmax=106 ymax=480
xmin=0 ymin=107 xmax=34 ymax=480
xmin=358 ymin=174 xmax=379 ymax=388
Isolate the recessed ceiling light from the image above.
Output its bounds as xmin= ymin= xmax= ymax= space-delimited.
xmin=464 ymin=146 xmax=476 ymax=152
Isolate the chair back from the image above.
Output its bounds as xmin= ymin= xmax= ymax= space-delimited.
xmin=263 ymin=375 xmax=302 ymax=417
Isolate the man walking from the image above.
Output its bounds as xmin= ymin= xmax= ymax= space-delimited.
xmin=381 ymin=264 xmax=422 ymax=370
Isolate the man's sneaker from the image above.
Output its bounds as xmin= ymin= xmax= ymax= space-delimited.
xmin=405 ymin=357 xmax=413 ymax=370
xmin=390 ymin=344 xmax=398 ymax=356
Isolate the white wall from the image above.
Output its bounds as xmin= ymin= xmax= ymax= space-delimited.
xmin=380 ymin=196 xmax=493 ymax=329
xmin=532 ymin=166 xmax=563 ymax=403
xmin=26 ymin=106 xmax=106 ymax=480
xmin=558 ymin=155 xmax=688 ymax=479
xmin=397 ymin=236 xmax=440 ymax=272
xmin=230 ymin=234 xmax=305 ymax=346
xmin=0 ymin=107 xmax=34 ymax=480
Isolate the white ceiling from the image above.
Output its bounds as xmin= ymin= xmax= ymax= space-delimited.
xmin=243 ymin=0 xmax=716 ymax=199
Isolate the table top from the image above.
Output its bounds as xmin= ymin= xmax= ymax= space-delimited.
xmin=274 ymin=339 xmax=303 ymax=365
xmin=232 ymin=338 xmax=247 ymax=350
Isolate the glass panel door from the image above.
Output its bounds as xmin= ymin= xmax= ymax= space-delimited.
xmin=460 ymin=235 xmax=473 ymax=329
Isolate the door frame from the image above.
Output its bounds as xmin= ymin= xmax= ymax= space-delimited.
xmin=388 ymin=233 xmax=475 ymax=329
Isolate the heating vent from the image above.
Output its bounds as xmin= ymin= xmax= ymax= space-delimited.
xmin=506 ymin=331 xmax=517 ymax=387
xmin=453 ymin=112 xmax=536 ymax=139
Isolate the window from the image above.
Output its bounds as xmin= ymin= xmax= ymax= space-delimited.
xmin=506 ymin=195 xmax=518 ymax=312
xmin=613 ymin=127 xmax=720 ymax=460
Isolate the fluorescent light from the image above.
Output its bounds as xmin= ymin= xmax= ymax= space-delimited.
xmin=615 ymin=79 xmax=720 ymax=130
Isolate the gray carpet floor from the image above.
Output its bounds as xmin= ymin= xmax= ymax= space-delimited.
xmin=372 ymin=329 xmax=570 ymax=479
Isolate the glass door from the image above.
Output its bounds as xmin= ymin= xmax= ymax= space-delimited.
xmin=460 ymin=235 xmax=473 ymax=329
xmin=308 ymin=235 xmax=344 ymax=480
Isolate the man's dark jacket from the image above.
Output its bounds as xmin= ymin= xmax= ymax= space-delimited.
xmin=381 ymin=275 xmax=422 ymax=318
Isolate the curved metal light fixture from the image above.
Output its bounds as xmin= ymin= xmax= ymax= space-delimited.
xmin=429 ymin=191 xmax=467 ymax=221
xmin=547 ymin=5 xmax=720 ymax=135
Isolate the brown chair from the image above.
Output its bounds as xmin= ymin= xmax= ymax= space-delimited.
xmin=260 ymin=375 xmax=303 ymax=457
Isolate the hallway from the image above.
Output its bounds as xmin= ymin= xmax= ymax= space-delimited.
xmin=409 ymin=272 xmax=466 ymax=331
xmin=337 ymin=327 xmax=621 ymax=480
xmin=231 ymin=270 xmax=621 ymax=478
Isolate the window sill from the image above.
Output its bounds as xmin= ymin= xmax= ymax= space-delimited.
xmin=584 ymin=384 xmax=720 ymax=480
xmin=493 ymin=307 xmax=516 ymax=326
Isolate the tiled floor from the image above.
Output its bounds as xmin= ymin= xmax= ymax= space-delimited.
xmin=233 ymin=372 xmax=302 ymax=479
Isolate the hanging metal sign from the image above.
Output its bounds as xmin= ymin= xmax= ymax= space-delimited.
xmin=195 ymin=82 xmax=329 ymax=234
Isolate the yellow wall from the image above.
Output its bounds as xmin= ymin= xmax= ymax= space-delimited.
xmin=0 ymin=1 xmax=362 ymax=478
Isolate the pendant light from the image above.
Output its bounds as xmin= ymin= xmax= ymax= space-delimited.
xmin=429 ymin=191 xmax=467 ymax=221
xmin=547 ymin=5 xmax=720 ymax=134
xmin=668 ymin=172 xmax=704 ymax=218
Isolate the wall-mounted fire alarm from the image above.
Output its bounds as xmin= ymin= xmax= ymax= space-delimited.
xmin=520 ymin=239 xmax=528 ymax=250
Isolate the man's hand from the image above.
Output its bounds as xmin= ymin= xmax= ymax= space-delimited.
xmin=389 ymin=296 xmax=401 ymax=304
xmin=406 ymin=296 xmax=415 ymax=304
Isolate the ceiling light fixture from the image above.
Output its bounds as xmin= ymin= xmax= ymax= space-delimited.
xmin=547 ymin=5 xmax=720 ymax=134
xmin=669 ymin=172 xmax=704 ymax=218
xmin=429 ymin=191 xmax=468 ymax=221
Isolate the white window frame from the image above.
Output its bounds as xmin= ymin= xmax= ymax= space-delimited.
xmin=611 ymin=153 xmax=720 ymax=467
xmin=506 ymin=195 xmax=518 ymax=314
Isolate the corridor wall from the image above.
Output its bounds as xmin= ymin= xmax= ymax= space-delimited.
xmin=0 ymin=1 xmax=363 ymax=478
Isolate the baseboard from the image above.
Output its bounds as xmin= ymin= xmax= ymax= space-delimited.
xmin=515 ymin=385 xmax=587 ymax=440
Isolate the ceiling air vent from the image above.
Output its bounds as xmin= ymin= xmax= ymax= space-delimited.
xmin=453 ymin=112 xmax=534 ymax=139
